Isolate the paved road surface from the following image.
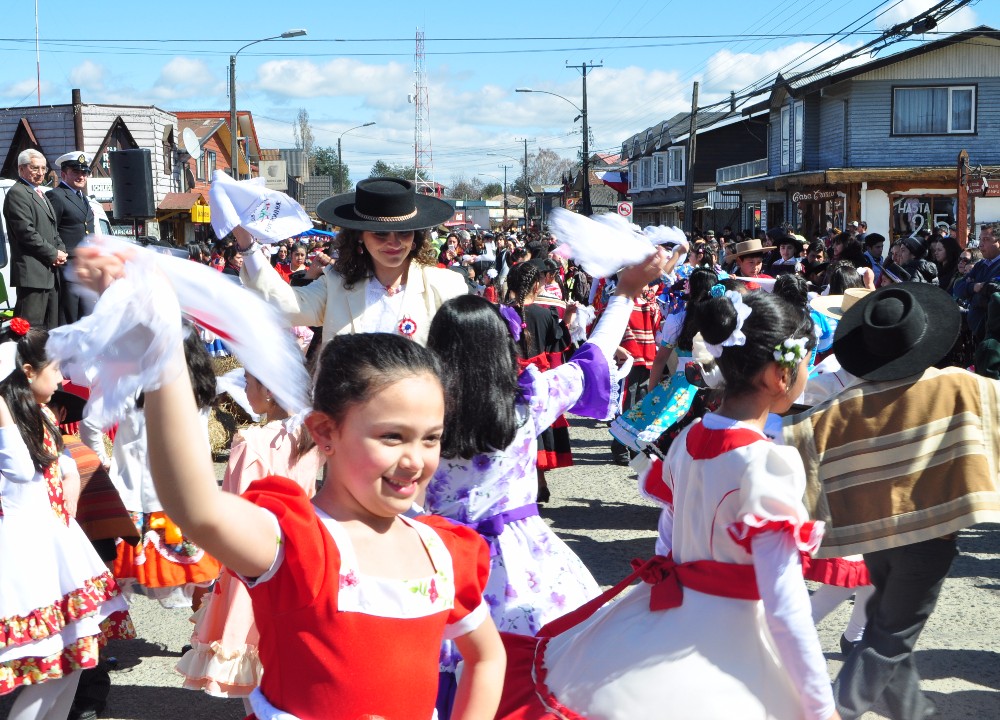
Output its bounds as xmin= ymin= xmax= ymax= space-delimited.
xmin=5 ymin=417 xmax=998 ymax=718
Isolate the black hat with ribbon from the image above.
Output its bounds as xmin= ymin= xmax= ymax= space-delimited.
xmin=832 ymin=283 xmax=959 ymax=381
xmin=316 ymin=177 xmax=454 ymax=232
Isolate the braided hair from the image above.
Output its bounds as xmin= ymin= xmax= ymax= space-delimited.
xmin=504 ymin=261 xmax=542 ymax=358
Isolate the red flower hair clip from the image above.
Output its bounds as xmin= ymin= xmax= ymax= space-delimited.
xmin=9 ymin=318 xmax=30 ymax=337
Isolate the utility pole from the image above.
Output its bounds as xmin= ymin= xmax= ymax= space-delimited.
xmin=516 ymin=137 xmax=534 ymax=229
xmin=683 ymin=81 xmax=700 ymax=234
xmin=499 ymin=163 xmax=512 ymax=227
xmin=567 ymin=61 xmax=602 ymax=216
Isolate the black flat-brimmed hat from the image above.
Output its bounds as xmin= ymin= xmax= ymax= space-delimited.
xmin=832 ymin=283 xmax=960 ymax=382
xmin=316 ymin=177 xmax=454 ymax=231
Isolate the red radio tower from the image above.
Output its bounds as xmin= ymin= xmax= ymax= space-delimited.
xmin=413 ymin=29 xmax=436 ymax=196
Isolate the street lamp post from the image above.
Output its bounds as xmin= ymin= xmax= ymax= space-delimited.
xmin=337 ymin=122 xmax=375 ymax=194
xmin=229 ymin=29 xmax=306 ymax=181
xmin=516 ymin=84 xmax=594 ymax=216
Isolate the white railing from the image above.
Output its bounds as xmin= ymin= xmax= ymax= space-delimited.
xmin=716 ymin=158 xmax=768 ymax=184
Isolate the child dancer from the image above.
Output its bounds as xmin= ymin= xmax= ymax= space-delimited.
xmin=177 ymin=372 xmax=321 ymax=707
xmin=68 ymin=247 xmax=506 ymax=720
xmin=610 ymin=267 xmax=718 ymax=453
xmin=0 ymin=326 xmax=132 ymax=720
xmin=499 ymin=291 xmax=840 ymax=720
xmin=108 ymin=329 xmax=221 ymax=609
xmin=425 ymin=249 xmax=667 ymax=713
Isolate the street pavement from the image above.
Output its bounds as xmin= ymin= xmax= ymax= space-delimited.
xmin=5 ymin=417 xmax=998 ymax=718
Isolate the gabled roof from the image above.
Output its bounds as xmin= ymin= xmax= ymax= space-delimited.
xmin=174 ymin=110 xmax=261 ymax=162
xmin=751 ymin=24 xmax=999 ymax=110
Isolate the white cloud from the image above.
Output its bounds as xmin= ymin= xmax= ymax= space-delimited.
xmin=884 ymin=0 xmax=979 ymax=33
xmin=69 ymin=60 xmax=106 ymax=91
xmin=255 ymin=58 xmax=411 ymax=108
xmin=0 ymin=77 xmax=53 ymax=102
xmin=151 ymin=57 xmax=224 ymax=101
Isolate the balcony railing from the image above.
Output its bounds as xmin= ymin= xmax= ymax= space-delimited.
xmin=716 ymin=158 xmax=768 ymax=184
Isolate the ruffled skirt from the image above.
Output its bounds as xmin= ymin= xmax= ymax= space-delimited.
xmin=0 ymin=510 xmax=134 ymax=694
xmin=520 ymin=583 xmax=802 ymax=720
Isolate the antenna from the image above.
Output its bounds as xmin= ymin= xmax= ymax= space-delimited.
xmin=181 ymin=127 xmax=202 ymax=160
xmin=413 ymin=29 xmax=435 ymax=196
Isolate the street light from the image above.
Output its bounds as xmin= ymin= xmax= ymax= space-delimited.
xmin=337 ymin=122 xmax=375 ymax=193
xmin=229 ymin=29 xmax=307 ymax=181
xmin=516 ymin=86 xmax=593 ymax=216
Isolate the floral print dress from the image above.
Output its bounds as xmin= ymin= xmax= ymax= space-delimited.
xmin=426 ymin=352 xmax=614 ymax=673
xmin=0 ymin=416 xmax=133 ymax=695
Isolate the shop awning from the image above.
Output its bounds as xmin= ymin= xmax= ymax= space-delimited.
xmin=158 ymin=192 xmax=205 ymax=212
xmin=158 ymin=192 xmax=210 ymax=223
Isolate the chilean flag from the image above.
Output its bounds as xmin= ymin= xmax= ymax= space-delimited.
xmin=596 ymin=170 xmax=628 ymax=195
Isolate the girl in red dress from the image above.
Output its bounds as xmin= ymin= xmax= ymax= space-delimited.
xmin=69 ymin=247 xmax=506 ymax=720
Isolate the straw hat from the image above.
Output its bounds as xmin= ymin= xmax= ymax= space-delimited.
xmin=810 ymin=287 xmax=873 ymax=320
xmin=729 ymin=238 xmax=776 ymax=259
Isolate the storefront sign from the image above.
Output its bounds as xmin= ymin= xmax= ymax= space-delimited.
xmin=792 ymin=189 xmax=840 ymax=203
xmin=892 ymin=196 xmax=955 ymax=238
xmin=87 ymin=177 xmax=113 ymax=203
xmin=969 ymin=177 xmax=1000 ymax=198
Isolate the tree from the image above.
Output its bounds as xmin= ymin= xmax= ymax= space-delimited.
xmin=313 ymin=146 xmax=350 ymax=191
xmin=293 ymin=108 xmax=315 ymax=173
xmin=370 ymin=160 xmax=419 ymax=181
xmin=480 ymin=182 xmax=503 ymax=199
xmin=509 ymin=147 xmax=575 ymax=197
xmin=449 ymin=173 xmax=484 ymax=200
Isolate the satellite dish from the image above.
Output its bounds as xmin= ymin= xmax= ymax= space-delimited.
xmin=181 ymin=128 xmax=202 ymax=160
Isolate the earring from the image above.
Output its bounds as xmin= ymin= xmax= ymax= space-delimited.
xmin=357 ymin=242 xmax=364 ymax=255
xmin=324 ymin=445 xmax=332 ymax=452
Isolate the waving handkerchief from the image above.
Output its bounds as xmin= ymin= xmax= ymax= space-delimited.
xmin=209 ymin=170 xmax=312 ymax=243
xmin=50 ymin=236 xmax=310 ymax=428
xmin=548 ymin=208 xmax=655 ymax=279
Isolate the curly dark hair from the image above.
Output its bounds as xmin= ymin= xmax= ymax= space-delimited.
xmin=331 ymin=228 xmax=438 ymax=289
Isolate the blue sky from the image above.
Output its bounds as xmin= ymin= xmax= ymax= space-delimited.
xmin=0 ymin=0 xmax=993 ymax=187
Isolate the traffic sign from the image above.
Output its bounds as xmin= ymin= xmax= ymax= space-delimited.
xmin=617 ymin=201 xmax=633 ymax=218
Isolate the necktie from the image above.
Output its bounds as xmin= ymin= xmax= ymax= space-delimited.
xmin=34 ymin=186 xmax=44 ymax=198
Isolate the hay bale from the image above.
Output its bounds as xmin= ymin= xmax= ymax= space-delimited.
xmin=212 ymin=354 xmax=242 ymax=376
xmin=209 ymin=406 xmax=239 ymax=459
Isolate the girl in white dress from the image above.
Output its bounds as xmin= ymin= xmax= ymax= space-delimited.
xmin=498 ymin=291 xmax=841 ymax=720
xmin=0 ymin=326 xmax=131 ymax=720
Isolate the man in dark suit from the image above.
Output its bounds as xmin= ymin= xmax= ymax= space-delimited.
xmin=48 ymin=151 xmax=96 ymax=325
xmin=2 ymin=148 xmax=67 ymax=329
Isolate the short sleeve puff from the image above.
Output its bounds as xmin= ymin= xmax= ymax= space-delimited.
xmin=240 ymin=476 xmax=339 ymax=611
xmin=727 ymin=444 xmax=825 ymax=555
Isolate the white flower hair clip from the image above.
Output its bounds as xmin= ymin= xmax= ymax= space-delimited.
xmin=773 ymin=337 xmax=809 ymax=370
xmin=705 ymin=291 xmax=751 ymax=359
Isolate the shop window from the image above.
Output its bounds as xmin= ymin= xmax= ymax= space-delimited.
xmin=892 ymin=195 xmax=956 ymax=237
xmin=668 ymin=147 xmax=684 ymax=185
xmin=893 ymin=86 xmax=975 ymax=135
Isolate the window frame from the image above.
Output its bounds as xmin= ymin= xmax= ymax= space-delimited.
xmin=780 ymin=100 xmax=804 ymax=173
xmin=891 ymin=84 xmax=978 ymax=136
xmin=667 ymin=146 xmax=685 ymax=185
